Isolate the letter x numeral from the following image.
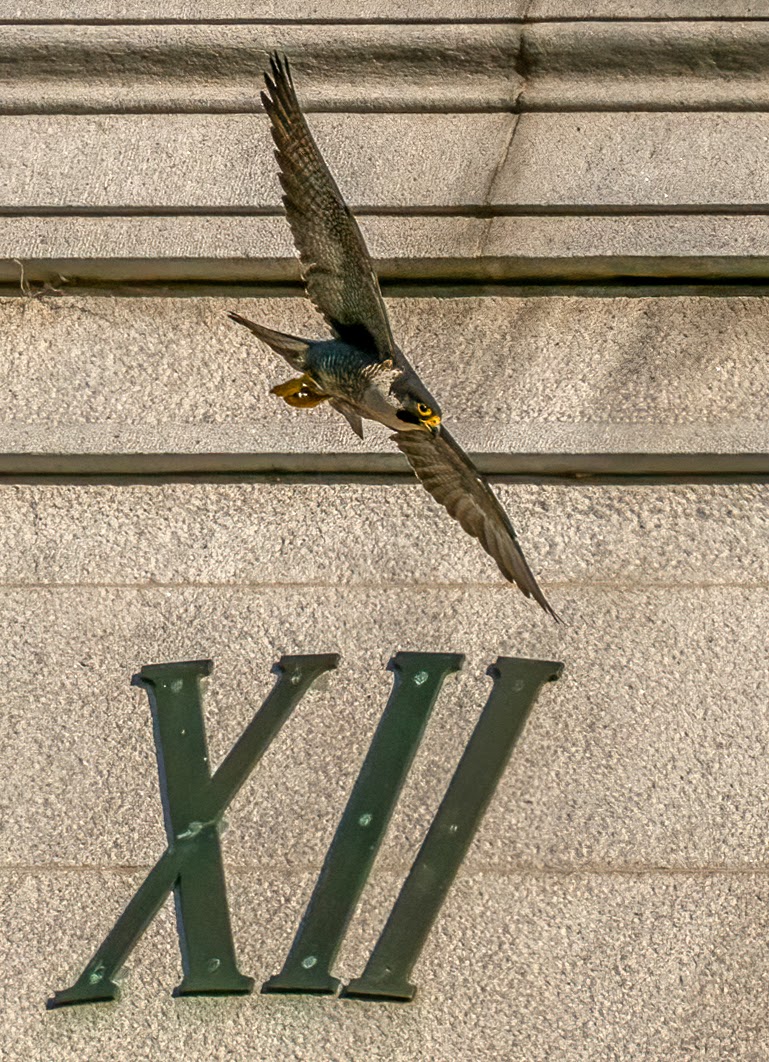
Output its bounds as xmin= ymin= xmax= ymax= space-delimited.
xmin=50 ymin=653 xmax=561 ymax=1007
xmin=50 ymin=654 xmax=339 ymax=1006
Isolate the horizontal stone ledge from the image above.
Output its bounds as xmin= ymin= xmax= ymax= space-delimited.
xmin=8 ymin=216 xmax=769 ymax=285
xmin=4 ymin=113 xmax=769 ymax=212
xmin=520 ymin=22 xmax=769 ymax=111
xmin=2 ymin=295 xmax=768 ymax=458
xmin=0 ymin=25 xmax=524 ymax=114
xmin=2 ymin=424 xmax=769 ymax=471
xmin=2 ymin=452 xmax=769 ymax=477
xmin=4 ymin=23 xmax=769 ymax=113
xmin=531 ymin=2 xmax=765 ymax=16
xmin=10 ymin=257 xmax=769 ymax=288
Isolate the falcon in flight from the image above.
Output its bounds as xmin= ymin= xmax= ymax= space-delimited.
xmin=229 ymin=53 xmax=558 ymax=620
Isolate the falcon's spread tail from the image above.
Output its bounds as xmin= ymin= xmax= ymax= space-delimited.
xmin=228 ymin=312 xmax=310 ymax=370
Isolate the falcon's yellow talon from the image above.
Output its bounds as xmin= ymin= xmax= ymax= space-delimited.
xmin=284 ymin=391 xmax=329 ymax=409
xmin=270 ymin=376 xmax=305 ymax=398
xmin=271 ymin=373 xmax=329 ymax=409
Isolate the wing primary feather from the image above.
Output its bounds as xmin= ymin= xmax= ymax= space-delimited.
xmin=392 ymin=427 xmax=560 ymax=621
xmin=260 ymin=52 xmax=396 ymax=362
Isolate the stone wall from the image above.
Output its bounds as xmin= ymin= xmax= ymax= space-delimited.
xmin=3 ymin=4 xmax=769 ymax=1060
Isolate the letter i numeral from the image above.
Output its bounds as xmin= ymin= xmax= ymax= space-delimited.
xmin=268 ymin=655 xmax=563 ymax=1002
xmin=262 ymin=652 xmax=464 ymax=995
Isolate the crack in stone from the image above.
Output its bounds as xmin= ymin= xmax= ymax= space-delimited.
xmin=475 ymin=4 xmax=532 ymax=259
xmin=475 ymin=114 xmax=524 ymax=259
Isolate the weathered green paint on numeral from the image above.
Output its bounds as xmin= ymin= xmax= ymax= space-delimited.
xmin=342 ymin=656 xmax=563 ymax=1002
xmin=262 ymin=652 xmax=464 ymax=996
xmin=49 ymin=654 xmax=339 ymax=1008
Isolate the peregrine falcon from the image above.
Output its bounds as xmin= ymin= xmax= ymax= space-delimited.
xmin=229 ymin=53 xmax=558 ymax=620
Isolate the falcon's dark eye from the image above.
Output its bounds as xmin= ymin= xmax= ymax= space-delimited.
xmin=416 ymin=402 xmax=432 ymax=417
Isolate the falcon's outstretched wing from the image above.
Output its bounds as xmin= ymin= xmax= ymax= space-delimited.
xmin=392 ymin=427 xmax=559 ymax=620
xmin=262 ymin=53 xmax=396 ymax=361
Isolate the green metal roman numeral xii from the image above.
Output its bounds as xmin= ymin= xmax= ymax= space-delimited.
xmin=50 ymin=651 xmax=562 ymax=1008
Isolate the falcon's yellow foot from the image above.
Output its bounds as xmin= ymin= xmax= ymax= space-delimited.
xmin=283 ymin=390 xmax=329 ymax=409
xmin=270 ymin=376 xmax=306 ymax=398
xmin=270 ymin=374 xmax=329 ymax=409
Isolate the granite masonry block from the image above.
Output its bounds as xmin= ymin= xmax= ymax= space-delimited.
xmin=6 ymin=216 xmax=769 ymax=276
xmin=0 ymin=1 xmax=524 ymax=18
xmin=0 ymin=481 xmax=762 ymax=588
xmin=0 ymin=114 xmax=507 ymax=209
xmin=3 ymin=113 xmax=769 ymax=212
xmin=0 ymin=296 xmax=766 ymax=459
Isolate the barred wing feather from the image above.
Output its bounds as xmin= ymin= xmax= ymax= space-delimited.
xmin=262 ymin=54 xmax=396 ymax=362
xmin=392 ymin=427 xmax=559 ymax=620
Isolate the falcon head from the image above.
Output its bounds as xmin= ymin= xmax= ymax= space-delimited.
xmin=394 ymin=385 xmax=442 ymax=434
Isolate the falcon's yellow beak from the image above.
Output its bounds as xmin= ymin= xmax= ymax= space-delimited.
xmin=423 ymin=413 xmax=441 ymax=432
